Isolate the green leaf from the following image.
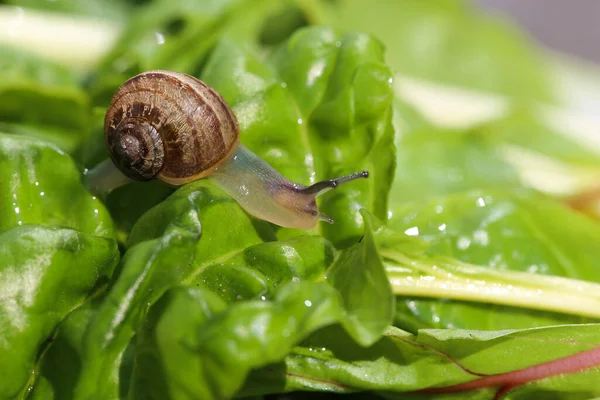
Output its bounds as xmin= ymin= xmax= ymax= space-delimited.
xmin=105 ymin=181 xmax=174 ymax=245
xmin=36 ymin=301 xmax=99 ymax=400
xmin=244 ymin=324 xmax=600 ymax=398
xmin=326 ymin=210 xmax=395 ymax=346
xmin=485 ymin=108 xmax=600 ymax=167
xmin=0 ymin=46 xmax=91 ymax=154
xmin=0 ymin=134 xmax=114 ymax=238
xmin=129 ymin=286 xmax=228 ymax=400
xmin=404 ymin=325 xmax=600 ymax=399
xmin=116 ymin=206 xmax=399 ymax=399
xmin=4 ymin=0 xmax=131 ymax=20
xmin=387 ymin=189 xmax=600 ymax=330
xmin=0 ymin=226 xmax=118 ymax=399
xmin=73 ymin=107 xmax=112 ymax=169
xmin=242 ymin=325 xmax=471 ymax=395
xmin=390 ymin=125 xmax=522 ymax=204
xmin=478 ymin=109 xmax=600 ymax=200
xmin=321 ymin=0 xmax=554 ymax=101
xmin=202 ymin=26 xmax=395 ymax=245
xmin=0 ymin=134 xmax=118 ymax=398
xmin=192 ymin=234 xmax=335 ymax=303
xmin=73 ymin=173 xmax=401 ymax=398
xmin=73 ymin=179 xmax=335 ymax=398
xmin=130 ymin=282 xmax=345 ymax=400
xmin=74 ymin=182 xmax=209 ymax=399
xmin=89 ymin=0 xmax=311 ymax=103
xmin=0 ymin=122 xmax=83 ymax=157
xmin=390 ymin=189 xmax=600 ymax=281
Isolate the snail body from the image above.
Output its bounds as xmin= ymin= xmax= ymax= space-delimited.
xmin=86 ymin=70 xmax=368 ymax=230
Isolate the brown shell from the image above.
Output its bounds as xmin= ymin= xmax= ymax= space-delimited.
xmin=104 ymin=70 xmax=239 ymax=185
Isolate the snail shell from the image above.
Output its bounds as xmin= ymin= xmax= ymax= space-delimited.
xmin=104 ymin=70 xmax=239 ymax=186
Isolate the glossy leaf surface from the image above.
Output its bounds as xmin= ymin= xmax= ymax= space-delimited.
xmin=321 ymin=0 xmax=554 ymax=101
xmin=388 ymin=189 xmax=600 ymax=330
xmin=202 ymin=27 xmax=395 ymax=246
xmin=0 ymin=47 xmax=91 ymax=154
xmin=0 ymin=134 xmax=114 ymax=237
xmin=244 ymin=324 xmax=600 ymax=399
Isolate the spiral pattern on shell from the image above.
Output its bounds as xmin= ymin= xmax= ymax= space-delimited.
xmin=104 ymin=70 xmax=239 ymax=185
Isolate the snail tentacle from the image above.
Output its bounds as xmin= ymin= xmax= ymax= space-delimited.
xmin=300 ymin=171 xmax=370 ymax=196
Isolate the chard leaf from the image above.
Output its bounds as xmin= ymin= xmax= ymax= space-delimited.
xmin=73 ymin=180 xmax=335 ymax=398
xmin=242 ymin=325 xmax=472 ymax=395
xmin=202 ymin=26 xmax=395 ymax=245
xmin=89 ymin=0 xmax=311 ymax=103
xmin=326 ymin=210 xmax=394 ymax=346
xmin=0 ymin=134 xmax=114 ymax=238
xmin=480 ymin=109 xmax=600 ymax=200
xmin=71 ymin=185 xmax=395 ymax=398
xmin=191 ymin=234 xmax=335 ymax=302
xmin=244 ymin=324 xmax=600 ymax=399
xmin=387 ymin=189 xmax=600 ymax=330
xmin=130 ymin=282 xmax=345 ymax=399
xmin=74 ymin=181 xmax=215 ymax=399
xmin=320 ymin=0 xmax=554 ymax=101
xmin=104 ymin=181 xmax=174 ymax=245
xmin=390 ymin=125 xmax=522 ymax=204
xmin=4 ymin=0 xmax=131 ymax=20
xmin=324 ymin=0 xmax=600 ymax=211
xmin=0 ymin=46 xmax=91 ymax=154
xmin=0 ymin=226 xmax=118 ymax=399
xmin=34 ymin=301 xmax=99 ymax=400
xmin=485 ymin=108 xmax=600 ymax=167
xmin=390 ymin=189 xmax=600 ymax=281
xmin=0 ymin=134 xmax=118 ymax=398
xmin=120 ymin=209 xmax=394 ymax=399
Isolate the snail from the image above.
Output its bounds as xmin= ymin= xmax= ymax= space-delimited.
xmin=85 ymin=70 xmax=368 ymax=229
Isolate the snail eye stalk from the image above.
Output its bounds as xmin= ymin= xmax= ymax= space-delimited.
xmin=300 ymin=171 xmax=369 ymax=196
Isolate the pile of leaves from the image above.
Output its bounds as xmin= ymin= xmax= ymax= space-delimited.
xmin=1 ymin=0 xmax=600 ymax=399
